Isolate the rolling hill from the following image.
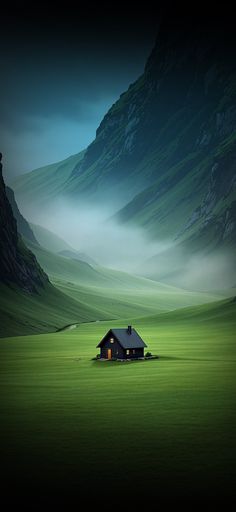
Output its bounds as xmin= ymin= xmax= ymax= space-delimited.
xmin=134 ymin=295 xmax=236 ymax=327
xmin=0 ymin=282 xmax=110 ymax=338
xmin=25 ymin=238 xmax=220 ymax=316
xmin=30 ymin=223 xmax=76 ymax=253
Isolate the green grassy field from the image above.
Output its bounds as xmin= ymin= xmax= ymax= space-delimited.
xmin=26 ymin=239 xmax=221 ymax=313
xmin=0 ymin=235 xmax=221 ymax=338
xmin=0 ymin=283 xmax=111 ymax=338
xmin=1 ymin=297 xmax=235 ymax=501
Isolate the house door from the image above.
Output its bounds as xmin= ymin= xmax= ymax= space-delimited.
xmin=107 ymin=349 xmax=112 ymax=360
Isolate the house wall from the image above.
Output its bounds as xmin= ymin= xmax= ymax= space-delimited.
xmin=124 ymin=348 xmax=144 ymax=359
xmin=100 ymin=335 xmax=125 ymax=359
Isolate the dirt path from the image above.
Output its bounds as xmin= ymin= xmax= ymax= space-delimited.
xmin=57 ymin=319 xmax=101 ymax=332
xmin=57 ymin=323 xmax=79 ymax=332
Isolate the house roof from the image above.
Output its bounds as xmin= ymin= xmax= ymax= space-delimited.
xmin=97 ymin=328 xmax=147 ymax=349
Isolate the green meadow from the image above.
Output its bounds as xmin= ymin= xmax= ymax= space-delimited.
xmin=0 ymin=238 xmax=220 ymax=337
xmin=1 ymin=297 xmax=235 ymax=499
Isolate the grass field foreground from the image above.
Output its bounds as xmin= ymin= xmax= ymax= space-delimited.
xmin=1 ymin=298 xmax=235 ymax=500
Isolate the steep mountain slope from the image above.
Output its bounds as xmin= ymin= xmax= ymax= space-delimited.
xmin=65 ymin=18 xmax=236 ymax=220
xmin=0 ymin=155 xmax=48 ymax=293
xmin=6 ymin=186 xmax=39 ymax=245
xmin=12 ymin=13 xmax=236 ymax=255
xmin=13 ymin=151 xmax=85 ymax=211
xmin=115 ymin=112 xmax=236 ymax=248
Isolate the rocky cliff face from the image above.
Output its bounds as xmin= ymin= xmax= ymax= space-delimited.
xmin=0 ymin=155 xmax=48 ymax=293
xmin=70 ymin=12 xmax=236 ymax=208
xmin=6 ymin=186 xmax=39 ymax=245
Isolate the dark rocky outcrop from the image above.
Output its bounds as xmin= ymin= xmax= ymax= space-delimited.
xmin=0 ymin=154 xmax=49 ymax=293
xmin=6 ymin=186 xmax=39 ymax=245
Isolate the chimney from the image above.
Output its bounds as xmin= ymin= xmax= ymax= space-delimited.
xmin=127 ymin=325 xmax=132 ymax=335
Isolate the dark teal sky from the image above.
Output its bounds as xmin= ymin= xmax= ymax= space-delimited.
xmin=1 ymin=6 xmax=159 ymax=179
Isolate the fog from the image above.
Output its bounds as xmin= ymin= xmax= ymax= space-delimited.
xmin=26 ymin=200 xmax=169 ymax=273
xmin=176 ymin=252 xmax=236 ymax=291
xmin=23 ymin=198 xmax=235 ymax=292
xmin=142 ymin=244 xmax=236 ymax=292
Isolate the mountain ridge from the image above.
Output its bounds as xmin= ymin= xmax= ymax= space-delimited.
xmin=12 ymin=14 xmax=236 ymax=261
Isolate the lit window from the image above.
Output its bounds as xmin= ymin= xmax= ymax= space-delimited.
xmin=110 ymin=338 xmax=114 ymax=343
xmin=126 ymin=350 xmax=130 ymax=355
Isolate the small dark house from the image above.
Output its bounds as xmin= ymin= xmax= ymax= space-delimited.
xmin=97 ymin=325 xmax=147 ymax=360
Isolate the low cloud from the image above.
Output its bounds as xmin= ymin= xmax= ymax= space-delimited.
xmin=178 ymin=251 xmax=236 ymax=291
xmin=141 ymin=243 xmax=236 ymax=291
xmin=19 ymin=198 xmax=236 ymax=292
xmin=26 ymin=199 xmax=169 ymax=273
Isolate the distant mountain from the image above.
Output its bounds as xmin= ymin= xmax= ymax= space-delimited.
xmin=30 ymin=223 xmax=75 ymax=254
xmin=58 ymin=250 xmax=97 ymax=266
xmin=29 ymin=224 xmax=97 ymax=266
xmin=0 ymin=155 xmax=48 ymax=293
xmin=12 ymin=12 xmax=236 ymax=256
